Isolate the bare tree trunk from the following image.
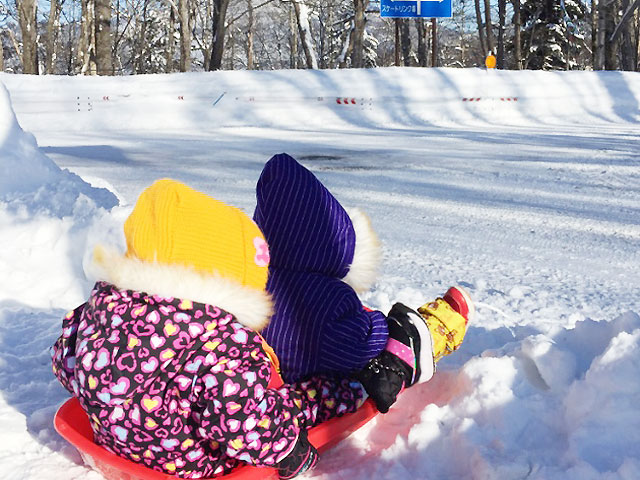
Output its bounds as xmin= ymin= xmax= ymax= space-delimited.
xmin=605 ymin=0 xmax=619 ymax=69
xmin=619 ymin=0 xmax=636 ymax=69
xmin=247 ymin=0 xmax=254 ymax=69
xmin=136 ymin=1 xmax=149 ymax=73
xmin=199 ymin=0 xmax=211 ymax=71
xmin=65 ymin=11 xmax=74 ymax=73
xmin=17 ymin=0 xmax=39 ymax=74
xmin=595 ymin=0 xmax=606 ymax=68
xmin=79 ymin=0 xmax=96 ymax=74
xmin=325 ymin=4 xmax=335 ymax=68
xmin=432 ymin=18 xmax=438 ymax=67
xmin=484 ymin=0 xmax=495 ymax=53
xmin=514 ymin=0 xmax=522 ymax=68
xmin=209 ymin=0 xmax=229 ymax=71
xmin=415 ymin=18 xmax=428 ymax=66
xmin=112 ymin=0 xmax=123 ymax=73
xmin=179 ymin=0 xmax=191 ymax=71
xmin=609 ymin=0 xmax=640 ymax=42
xmin=45 ymin=0 xmax=62 ymax=73
xmin=351 ymin=0 xmax=365 ymax=68
xmin=425 ymin=20 xmax=432 ymax=66
xmin=338 ymin=19 xmax=354 ymax=68
xmin=79 ymin=0 xmax=113 ymax=75
xmin=166 ymin=4 xmax=176 ymax=72
xmin=496 ymin=0 xmax=507 ymax=66
xmin=610 ymin=0 xmax=640 ymax=69
xmin=474 ymin=0 xmax=487 ymax=58
xmin=591 ymin=0 xmax=597 ymax=67
xmin=0 ymin=35 xmax=4 ymax=72
xmin=95 ymin=0 xmax=112 ymax=75
xmin=293 ymin=0 xmax=318 ymax=69
xmin=458 ymin=7 xmax=468 ymax=66
xmin=394 ymin=18 xmax=400 ymax=66
xmin=497 ymin=0 xmax=505 ymax=67
xmin=229 ymin=25 xmax=234 ymax=69
xmin=400 ymin=19 xmax=411 ymax=65
xmin=636 ymin=8 xmax=640 ymax=70
xmin=289 ymin=5 xmax=298 ymax=68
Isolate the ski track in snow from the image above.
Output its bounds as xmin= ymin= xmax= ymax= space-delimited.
xmin=1 ymin=68 xmax=640 ymax=479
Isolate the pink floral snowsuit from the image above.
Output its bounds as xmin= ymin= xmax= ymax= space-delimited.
xmin=52 ymin=281 xmax=365 ymax=478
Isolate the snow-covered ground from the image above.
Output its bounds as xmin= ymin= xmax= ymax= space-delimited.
xmin=1 ymin=67 xmax=639 ymax=480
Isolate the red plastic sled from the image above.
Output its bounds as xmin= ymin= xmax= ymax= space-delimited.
xmin=54 ymin=397 xmax=378 ymax=480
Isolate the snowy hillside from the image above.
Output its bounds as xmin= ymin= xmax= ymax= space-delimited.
xmin=0 ymin=67 xmax=639 ymax=480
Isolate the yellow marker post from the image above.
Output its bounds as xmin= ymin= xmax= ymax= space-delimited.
xmin=485 ymin=53 xmax=497 ymax=69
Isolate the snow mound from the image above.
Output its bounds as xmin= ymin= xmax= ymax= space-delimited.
xmin=0 ymin=82 xmax=123 ymax=310
xmin=0 ymin=82 xmax=117 ymax=217
xmin=564 ymin=317 xmax=640 ymax=476
xmin=325 ymin=312 xmax=640 ymax=480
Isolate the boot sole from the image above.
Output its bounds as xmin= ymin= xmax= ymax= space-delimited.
xmin=407 ymin=309 xmax=435 ymax=384
xmin=455 ymin=286 xmax=475 ymax=323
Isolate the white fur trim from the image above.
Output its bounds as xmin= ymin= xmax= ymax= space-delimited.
xmin=342 ymin=208 xmax=381 ymax=293
xmin=91 ymin=246 xmax=273 ymax=332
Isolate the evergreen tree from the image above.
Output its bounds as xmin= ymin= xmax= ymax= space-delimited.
xmin=520 ymin=0 xmax=588 ymax=69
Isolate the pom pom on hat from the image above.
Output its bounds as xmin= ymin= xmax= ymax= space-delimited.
xmin=124 ymin=179 xmax=269 ymax=292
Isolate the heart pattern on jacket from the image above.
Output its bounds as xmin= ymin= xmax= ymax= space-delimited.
xmin=52 ymin=281 xmax=365 ymax=478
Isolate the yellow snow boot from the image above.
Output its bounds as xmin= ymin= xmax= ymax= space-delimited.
xmin=418 ymin=286 xmax=474 ymax=363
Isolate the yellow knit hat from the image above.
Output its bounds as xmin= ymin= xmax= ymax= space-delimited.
xmin=124 ymin=179 xmax=269 ymax=291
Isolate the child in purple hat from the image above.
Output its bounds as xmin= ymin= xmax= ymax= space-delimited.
xmin=254 ymin=153 xmax=474 ymax=415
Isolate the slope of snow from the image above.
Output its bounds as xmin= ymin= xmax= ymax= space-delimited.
xmin=0 ymin=83 xmax=118 ymax=216
xmin=0 ymin=67 xmax=639 ymax=480
xmin=0 ymin=82 xmax=119 ymax=310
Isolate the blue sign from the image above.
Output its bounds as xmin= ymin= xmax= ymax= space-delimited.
xmin=380 ymin=0 xmax=452 ymax=18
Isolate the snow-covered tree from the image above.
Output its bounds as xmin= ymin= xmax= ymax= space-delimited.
xmin=520 ymin=0 xmax=588 ymax=69
xmin=109 ymin=1 xmax=175 ymax=74
xmin=330 ymin=1 xmax=379 ymax=68
xmin=292 ymin=0 xmax=317 ymax=68
xmin=595 ymin=0 xmax=640 ymax=70
xmin=0 ymin=3 xmax=23 ymax=72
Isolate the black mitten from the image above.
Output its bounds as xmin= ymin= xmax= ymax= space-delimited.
xmin=354 ymin=350 xmax=409 ymax=413
xmin=276 ymin=429 xmax=318 ymax=479
xmin=355 ymin=303 xmax=429 ymax=413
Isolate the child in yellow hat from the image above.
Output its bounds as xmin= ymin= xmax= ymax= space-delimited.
xmin=52 ymin=179 xmax=367 ymax=479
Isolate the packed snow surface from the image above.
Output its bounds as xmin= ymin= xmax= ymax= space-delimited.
xmin=1 ymin=67 xmax=639 ymax=480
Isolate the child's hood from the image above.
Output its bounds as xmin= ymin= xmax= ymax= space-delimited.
xmin=254 ymin=153 xmax=381 ymax=293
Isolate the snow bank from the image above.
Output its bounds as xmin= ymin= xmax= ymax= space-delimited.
xmin=0 ymin=82 xmax=120 ymax=309
xmin=323 ymin=312 xmax=640 ymax=480
xmin=3 ymin=69 xmax=640 ymax=135
xmin=564 ymin=318 xmax=640 ymax=477
xmin=0 ymin=305 xmax=104 ymax=479
xmin=0 ymin=82 xmax=118 ymax=217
